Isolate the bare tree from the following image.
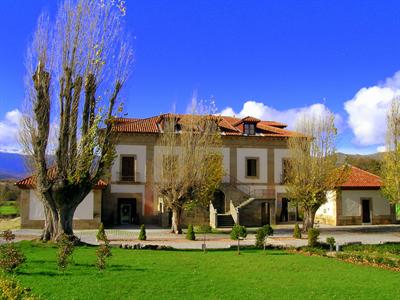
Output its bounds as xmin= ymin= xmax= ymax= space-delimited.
xmin=156 ymin=105 xmax=224 ymax=234
xmin=285 ymin=111 xmax=344 ymax=232
xmin=20 ymin=0 xmax=133 ymax=241
xmin=382 ymin=98 xmax=400 ymax=203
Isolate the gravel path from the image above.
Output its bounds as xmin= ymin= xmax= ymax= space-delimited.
xmin=12 ymin=224 xmax=400 ymax=249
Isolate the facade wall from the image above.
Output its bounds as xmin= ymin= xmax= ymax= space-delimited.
xmin=315 ymin=190 xmax=337 ymax=225
xmin=274 ymin=149 xmax=289 ymax=184
xmin=337 ymin=189 xmax=393 ymax=225
xmin=236 ymin=148 xmax=268 ymax=183
xmin=20 ymin=189 xmax=102 ymax=229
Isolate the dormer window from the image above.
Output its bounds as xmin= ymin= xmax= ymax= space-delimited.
xmin=244 ymin=123 xmax=256 ymax=135
xmin=174 ymin=123 xmax=182 ymax=132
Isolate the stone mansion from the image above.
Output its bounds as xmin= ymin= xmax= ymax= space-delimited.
xmin=17 ymin=113 xmax=398 ymax=229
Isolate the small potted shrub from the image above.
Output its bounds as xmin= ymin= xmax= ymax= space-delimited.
xmin=0 ymin=230 xmax=26 ymax=273
xmin=138 ymin=224 xmax=147 ymax=241
xmin=293 ymin=223 xmax=302 ymax=239
xmin=186 ymin=224 xmax=196 ymax=241
xmin=307 ymin=228 xmax=320 ymax=248
xmin=326 ymin=237 xmax=336 ymax=252
xmin=255 ymin=225 xmax=274 ymax=249
xmin=231 ymin=224 xmax=247 ymax=255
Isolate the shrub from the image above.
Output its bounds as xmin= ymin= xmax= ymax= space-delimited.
xmin=186 ymin=224 xmax=196 ymax=241
xmin=326 ymin=237 xmax=336 ymax=251
xmin=96 ymin=223 xmax=112 ymax=270
xmin=96 ymin=223 xmax=107 ymax=242
xmin=138 ymin=224 xmax=147 ymax=241
xmin=255 ymin=225 xmax=274 ymax=248
xmin=307 ymin=228 xmax=320 ymax=247
xmin=0 ymin=275 xmax=37 ymax=300
xmin=196 ymin=224 xmax=212 ymax=234
xmin=0 ymin=230 xmax=26 ymax=273
xmin=96 ymin=243 xmax=112 ymax=270
xmin=293 ymin=224 xmax=302 ymax=239
xmin=57 ymin=234 xmax=75 ymax=271
xmin=230 ymin=224 xmax=247 ymax=240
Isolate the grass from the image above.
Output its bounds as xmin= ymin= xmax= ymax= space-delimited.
xmin=0 ymin=205 xmax=18 ymax=215
xmin=8 ymin=241 xmax=400 ymax=299
xmin=342 ymin=242 xmax=400 ymax=258
xmin=0 ymin=217 xmax=20 ymax=230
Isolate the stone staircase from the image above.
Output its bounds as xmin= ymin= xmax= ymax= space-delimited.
xmin=217 ymin=214 xmax=235 ymax=227
xmin=210 ymin=177 xmax=276 ymax=229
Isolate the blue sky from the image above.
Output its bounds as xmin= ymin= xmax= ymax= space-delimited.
xmin=1 ymin=0 xmax=400 ymax=154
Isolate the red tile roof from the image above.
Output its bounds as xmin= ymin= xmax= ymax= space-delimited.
xmin=112 ymin=114 xmax=299 ymax=138
xmin=16 ymin=173 xmax=107 ymax=190
xmin=337 ymin=166 xmax=383 ymax=189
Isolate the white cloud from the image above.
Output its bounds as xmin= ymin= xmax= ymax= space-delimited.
xmin=0 ymin=109 xmax=23 ymax=153
xmin=220 ymin=101 xmax=342 ymax=130
xmin=344 ymin=71 xmax=400 ymax=146
xmin=377 ymin=145 xmax=387 ymax=153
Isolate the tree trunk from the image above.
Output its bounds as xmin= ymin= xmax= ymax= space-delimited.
xmin=171 ymin=207 xmax=182 ymax=234
xmin=303 ymin=208 xmax=316 ymax=233
xmin=41 ymin=205 xmax=53 ymax=241
xmin=41 ymin=201 xmax=58 ymax=241
xmin=56 ymin=204 xmax=78 ymax=239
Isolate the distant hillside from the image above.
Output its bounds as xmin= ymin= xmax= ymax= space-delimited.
xmin=337 ymin=152 xmax=383 ymax=176
xmin=0 ymin=152 xmax=27 ymax=180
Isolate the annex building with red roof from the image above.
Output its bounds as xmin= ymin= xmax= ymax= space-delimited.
xmin=316 ymin=166 xmax=395 ymax=225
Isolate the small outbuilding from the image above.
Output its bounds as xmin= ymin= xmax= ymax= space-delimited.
xmin=316 ymin=166 xmax=397 ymax=225
xmin=16 ymin=175 xmax=106 ymax=229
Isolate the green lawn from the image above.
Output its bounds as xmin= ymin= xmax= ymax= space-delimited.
xmin=11 ymin=241 xmax=400 ymax=299
xmin=0 ymin=202 xmax=18 ymax=215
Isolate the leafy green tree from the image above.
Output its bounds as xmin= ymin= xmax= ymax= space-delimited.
xmin=286 ymin=111 xmax=347 ymax=232
xmin=382 ymin=98 xmax=400 ymax=204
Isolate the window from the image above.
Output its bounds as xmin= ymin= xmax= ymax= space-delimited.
xmin=120 ymin=156 xmax=135 ymax=182
xmin=244 ymin=123 xmax=256 ymax=135
xmin=246 ymin=158 xmax=258 ymax=177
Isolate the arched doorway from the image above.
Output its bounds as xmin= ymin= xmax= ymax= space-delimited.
xmin=212 ymin=190 xmax=226 ymax=213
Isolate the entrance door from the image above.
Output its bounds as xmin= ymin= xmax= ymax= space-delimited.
xmin=261 ymin=202 xmax=270 ymax=225
xmin=362 ymin=199 xmax=371 ymax=223
xmin=280 ymin=198 xmax=289 ymax=222
xmin=118 ymin=198 xmax=137 ymax=225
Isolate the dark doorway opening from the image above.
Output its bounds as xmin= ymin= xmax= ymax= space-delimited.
xmin=280 ymin=198 xmax=289 ymax=222
xmin=118 ymin=198 xmax=137 ymax=225
xmin=212 ymin=190 xmax=226 ymax=213
xmin=362 ymin=199 xmax=371 ymax=223
xmin=261 ymin=202 xmax=271 ymax=225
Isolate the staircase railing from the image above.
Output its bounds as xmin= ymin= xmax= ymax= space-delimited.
xmin=209 ymin=202 xmax=218 ymax=228
xmin=224 ymin=175 xmax=276 ymax=199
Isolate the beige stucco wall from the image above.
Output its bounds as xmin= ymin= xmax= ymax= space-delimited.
xmin=274 ymin=149 xmax=289 ymax=184
xmin=316 ymin=191 xmax=336 ymax=217
xmin=341 ymin=190 xmax=391 ymax=217
xmin=236 ymin=148 xmax=268 ymax=183
xmin=20 ymin=189 xmax=102 ymax=229
xmin=222 ymin=147 xmax=230 ymax=183
xmin=111 ymin=145 xmax=147 ymax=182
xmin=28 ymin=190 xmax=95 ymax=220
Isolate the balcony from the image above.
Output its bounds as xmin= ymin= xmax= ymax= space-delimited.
xmin=117 ymin=172 xmax=141 ymax=184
